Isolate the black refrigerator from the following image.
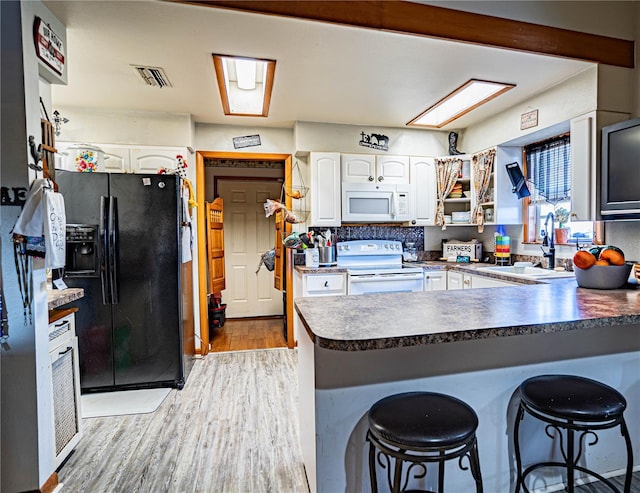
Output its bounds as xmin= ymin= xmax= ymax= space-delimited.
xmin=57 ymin=170 xmax=193 ymax=392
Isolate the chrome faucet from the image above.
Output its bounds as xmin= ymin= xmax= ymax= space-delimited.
xmin=540 ymin=212 xmax=555 ymax=269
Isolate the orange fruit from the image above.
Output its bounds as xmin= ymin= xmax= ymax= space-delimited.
xmin=573 ymin=250 xmax=596 ymax=269
xmin=599 ymin=248 xmax=625 ymax=266
xmin=595 ymin=259 xmax=610 ymax=266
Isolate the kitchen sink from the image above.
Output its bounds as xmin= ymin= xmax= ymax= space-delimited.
xmin=477 ymin=265 xmax=575 ymax=280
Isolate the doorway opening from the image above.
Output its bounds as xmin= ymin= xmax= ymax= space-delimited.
xmin=195 ymin=151 xmax=293 ymax=356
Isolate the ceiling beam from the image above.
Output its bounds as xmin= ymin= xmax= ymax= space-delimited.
xmin=172 ymin=0 xmax=634 ymax=68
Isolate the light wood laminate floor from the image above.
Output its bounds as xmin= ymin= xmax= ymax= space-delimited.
xmin=58 ymin=348 xmax=309 ymax=493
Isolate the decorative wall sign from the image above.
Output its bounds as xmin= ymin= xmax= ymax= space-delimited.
xmin=520 ymin=109 xmax=539 ymax=130
xmin=359 ymin=131 xmax=389 ymax=152
xmin=34 ymin=16 xmax=65 ymax=76
xmin=232 ymin=134 xmax=261 ymax=149
xmin=1 ymin=187 xmax=28 ymax=206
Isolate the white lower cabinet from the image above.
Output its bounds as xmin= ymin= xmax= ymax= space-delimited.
xmin=48 ymin=313 xmax=83 ymax=469
xmin=470 ymin=274 xmax=517 ymax=289
xmin=299 ymin=272 xmax=346 ymax=297
xmin=447 ymin=270 xmax=516 ymax=289
xmin=424 ymin=271 xmax=446 ymax=291
xmin=447 ymin=271 xmax=470 ymax=290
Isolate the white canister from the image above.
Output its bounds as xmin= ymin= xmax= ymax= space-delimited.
xmin=305 ymin=248 xmax=319 ymax=268
xmin=67 ymin=144 xmax=106 ymax=172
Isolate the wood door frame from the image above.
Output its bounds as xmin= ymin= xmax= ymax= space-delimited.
xmin=195 ymin=151 xmax=293 ymax=356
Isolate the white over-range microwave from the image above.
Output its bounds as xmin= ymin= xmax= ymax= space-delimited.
xmin=342 ymin=183 xmax=411 ymax=222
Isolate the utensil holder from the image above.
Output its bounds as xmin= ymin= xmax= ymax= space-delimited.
xmin=318 ymin=246 xmax=336 ymax=265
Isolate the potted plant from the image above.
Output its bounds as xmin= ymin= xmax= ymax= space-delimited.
xmin=554 ymin=206 xmax=570 ymax=244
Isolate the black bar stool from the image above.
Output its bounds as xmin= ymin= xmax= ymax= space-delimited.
xmin=514 ymin=374 xmax=633 ymax=493
xmin=366 ymin=391 xmax=483 ymax=493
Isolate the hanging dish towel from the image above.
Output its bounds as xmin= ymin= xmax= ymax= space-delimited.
xmin=43 ymin=188 xmax=66 ymax=268
xmin=180 ymin=187 xmax=192 ymax=263
xmin=12 ymin=179 xmax=66 ymax=268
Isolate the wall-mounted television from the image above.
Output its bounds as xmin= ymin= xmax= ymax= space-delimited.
xmin=601 ymin=117 xmax=640 ymax=220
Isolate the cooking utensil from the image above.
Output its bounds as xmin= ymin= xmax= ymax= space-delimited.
xmin=299 ymin=233 xmax=312 ymax=248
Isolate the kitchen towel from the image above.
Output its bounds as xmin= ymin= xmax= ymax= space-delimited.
xmin=12 ymin=178 xmax=67 ymax=267
xmin=43 ymin=188 xmax=66 ymax=268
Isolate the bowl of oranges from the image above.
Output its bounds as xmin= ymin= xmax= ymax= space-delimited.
xmin=573 ymin=246 xmax=632 ymax=289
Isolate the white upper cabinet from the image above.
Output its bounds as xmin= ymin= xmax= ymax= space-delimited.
xmin=101 ymin=145 xmax=131 ymax=173
xmin=341 ymin=154 xmax=409 ymax=184
xmin=55 ymin=143 xmax=187 ymax=174
xmin=409 ymin=156 xmax=437 ymax=226
xmin=376 ymin=155 xmax=410 ymax=184
xmin=341 ymin=153 xmax=376 ymax=183
xmin=130 ymin=147 xmax=184 ymax=174
xmin=309 ymin=152 xmax=341 ymax=227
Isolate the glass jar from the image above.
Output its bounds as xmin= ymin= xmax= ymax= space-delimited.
xmin=484 ymin=208 xmax=495 ymax=222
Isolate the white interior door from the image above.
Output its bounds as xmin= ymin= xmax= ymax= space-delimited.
xmin=220 ymin=180 xmax=283 ymax=318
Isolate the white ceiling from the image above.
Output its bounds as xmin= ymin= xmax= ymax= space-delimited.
xmin=46 ymin=1 xmax=594 ymax=131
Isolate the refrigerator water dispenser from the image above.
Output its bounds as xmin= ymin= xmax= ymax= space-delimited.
xmin=65 ymin=224 xmax=99 ymax=276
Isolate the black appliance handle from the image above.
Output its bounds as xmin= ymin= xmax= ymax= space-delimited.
xmin=108 ymin=196 xmax=119 ymax=304
xmin=100 ymin=196 xmax=110 ymax=304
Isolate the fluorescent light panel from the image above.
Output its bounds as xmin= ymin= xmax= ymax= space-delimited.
xmin=212 ymin=54 xmax=276 ymax=117
xmin=408 ymin=79 xmax=515 ymax=128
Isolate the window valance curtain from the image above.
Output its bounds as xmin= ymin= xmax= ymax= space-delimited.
xmin=435 ymin=157 xmax=462 ymax=230
xmin=471 ymin=148 xmax=496 ymax=233
xmin=525 ymin=135 xmax=571 ymax=205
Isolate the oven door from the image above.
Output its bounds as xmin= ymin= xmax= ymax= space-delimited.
xmin=347 ymin=272 xmax=424 ymax=295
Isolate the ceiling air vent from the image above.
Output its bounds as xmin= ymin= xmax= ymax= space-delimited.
xmin=130 ymin=65 xmax=172 ymax=88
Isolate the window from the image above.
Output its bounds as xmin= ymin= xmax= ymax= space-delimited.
xmin=523 ymin=134 xmax=597 ymax=245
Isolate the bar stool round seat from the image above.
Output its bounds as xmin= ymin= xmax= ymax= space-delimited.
xmin=514 ymin=374 xmax=633 ymax=493
xmin=366 ymin=392 xmax=483 ymax=493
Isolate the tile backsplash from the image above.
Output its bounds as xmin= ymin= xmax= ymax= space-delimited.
xmin=307 ymin=220 xmax=640 ymax=268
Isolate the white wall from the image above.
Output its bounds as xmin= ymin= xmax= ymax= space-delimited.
xmin=463 ymin=67 xmax=598 ymax=153
xmin=1 ymin=1 xmax=67 ymax=491
xmin=56 ymin=107 xmax=194 ymax=148
xmin=294 ymin=121 xmax=446 ymax=156
xmin=195 ymin=123 xmax=294 ymax=154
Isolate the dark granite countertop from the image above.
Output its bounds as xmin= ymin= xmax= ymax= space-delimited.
xmin=294 ymin=279 xmax=640 ymax=351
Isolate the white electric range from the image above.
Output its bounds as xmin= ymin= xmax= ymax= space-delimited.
xmin=336 ymin=240 xmax=424 ymax=295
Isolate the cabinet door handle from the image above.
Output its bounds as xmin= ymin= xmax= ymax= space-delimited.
xmin=368 ymin=176 xmax=374 ymax=182
xmin=58 ymin=346 xmax=73 ymax=356
xmin=324 ymin=281 xmax=329 ymax=287
xmin=464 ymin=279 xmax=471 ymax=285
xmin=378 ymin=176 xmax=384 ymax=182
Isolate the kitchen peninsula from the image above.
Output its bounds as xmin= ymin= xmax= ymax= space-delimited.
xmin=295 ymin=280 xmax=640 ymax=492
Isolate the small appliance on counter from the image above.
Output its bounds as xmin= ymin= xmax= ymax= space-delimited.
xmin=403 ymin=242 xmax=418 ymax=262
xmin=443 ymin=240 xmax=483 ymax=261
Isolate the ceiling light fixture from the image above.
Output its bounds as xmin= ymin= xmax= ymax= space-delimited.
xmin=212 ymin=54 xmax=276 ymax=117
xmin=407 ymin=79 xmax=515 ymax=128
